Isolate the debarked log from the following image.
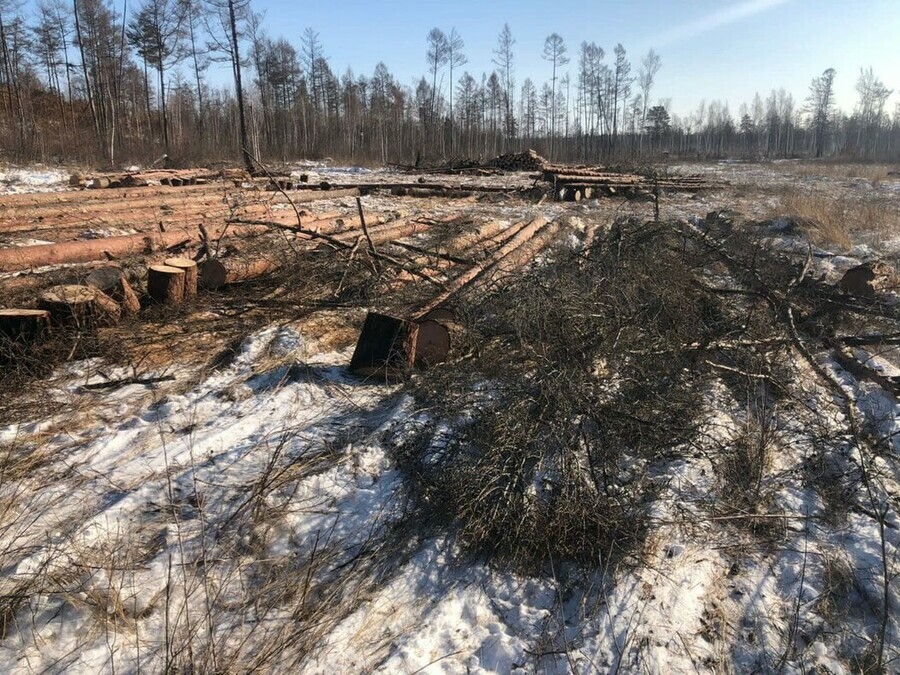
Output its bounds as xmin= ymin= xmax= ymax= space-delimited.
xmin=0 ymin=224 xmax=270 ymax=272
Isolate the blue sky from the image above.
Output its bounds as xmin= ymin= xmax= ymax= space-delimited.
xmin=249 ymin=0 xmax=898 ymax=118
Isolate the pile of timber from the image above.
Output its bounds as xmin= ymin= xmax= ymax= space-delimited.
xmin=487 ymin=149 xmax=548 ymax=172
xmin=543 ymin=166 xmax=715 ymax=201
xmin=291 ymin=181 xmax=521 ymax=198
xmin=72 ymin=168 xmax=246 ymax=190
xmin=396 ymin=158 xmax=494 ymax=175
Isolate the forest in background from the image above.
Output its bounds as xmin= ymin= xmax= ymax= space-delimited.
xmin=0 ymin=0 xmax=898 ymax=168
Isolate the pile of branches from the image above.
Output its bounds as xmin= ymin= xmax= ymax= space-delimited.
xmin=392 ymin=214 xmax=900 ymax=573
xmin=393 ymin=219 xmax=764 ymax=569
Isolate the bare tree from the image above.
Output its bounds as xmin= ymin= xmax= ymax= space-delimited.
xmin=446 ymin=27 xmax=465 ymax=154
xmin=542 ymin=32 xmax=568 ymax=158
xmin=127 ymin=0 xmax=186 ymax=153
xmin=205 ymin=0 xmax=254 ymax=172
xmin=854 ymin=67 xmax=892 ymax=158
xmin=492 ymin=23 xmax=515 ymax=143
xmin=807 ymin=67 xmax=836 ymax=158
xmin=181 ymin=0 xmax=208 ymax=133
xmin=425 ymin=27 xmax=448 ymax=144
xmin=611 ymin=43 xmax=631 ymax=153
xmin=638 ymin=48 xmax=660 ymax=153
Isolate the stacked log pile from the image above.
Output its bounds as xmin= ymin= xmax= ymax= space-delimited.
xmin=487 ymin=149 xmax=548 ymax=172
xmin=73 ymin=168 xmax=248 ymax=190
xmin=542 ymin=167 xmax=715 ymax=201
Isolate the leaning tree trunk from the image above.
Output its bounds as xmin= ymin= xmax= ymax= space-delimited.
xmin=228 ymin=0 xmax=254 ymax=175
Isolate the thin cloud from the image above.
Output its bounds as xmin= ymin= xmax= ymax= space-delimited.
xmin=651 ymin=0 xmax=792 ymax=48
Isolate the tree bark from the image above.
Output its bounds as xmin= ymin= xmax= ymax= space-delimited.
xmin=164 ymin=257 xmax=198 ymax=298
xmin=147 ymin=264 xmax=185 ymax=304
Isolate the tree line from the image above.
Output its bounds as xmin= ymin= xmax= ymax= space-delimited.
xmin=1 ymin=0 xmax=898 ymax=167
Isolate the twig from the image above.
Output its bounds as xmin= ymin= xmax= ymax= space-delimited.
xmin=81 ymin=375 xmax=176 ymax=391
xmin=356 ymin=197 xmax=377 ymax=259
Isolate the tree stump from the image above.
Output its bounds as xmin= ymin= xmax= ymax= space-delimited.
xmin=0 ymin=309 xmax=51 ymax=342
xmin=164 ymin=257 xmax=198 ymax=298
xmin=85 ymin=266 xmax=141 ymax=314
xmin=147 ymin=265 xmax=186 ymax=304
xmin=38 ymin=285 xmax=121 ymax=326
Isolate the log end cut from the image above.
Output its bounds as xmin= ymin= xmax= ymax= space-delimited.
xmin=164 ymin=257 xmax=199 ymax=298
xmin=414 ymin=319 xmax=450 ymax=367
xmin=350 ymin=312 xmax=418 ymax=379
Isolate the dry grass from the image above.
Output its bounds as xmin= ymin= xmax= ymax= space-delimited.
xmin=780 ymin=162 xmax=900 ymax=183
xmin=773 ymin=189 xmax=900 ymax=250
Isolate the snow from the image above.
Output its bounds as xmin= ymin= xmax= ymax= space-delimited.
xmin=0 ymin=315 xmax=897 ymax=673
xmin=0 ymin=165 xmax=71 ymax=194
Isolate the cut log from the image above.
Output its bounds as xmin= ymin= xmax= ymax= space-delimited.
xmin=349 ymin=312 xmax=418 ymax=379
xmin=38 ymin=285 xmax=121 ymax=326
xmin=88 ymin=177 xmax=111 ymax=189
xmin=164 ymin=257 xmax=198 ymax=298
xmin=147 ymin=265 xmax=186 ymax=304
xmin=85 ymin=266 xmax=142 ymax=314
xmin=414 ymin=320 xmax=450 ymax=367
xmin=418 ymin=217 xmax=548 ymax=315
xmin=0 ymin=309 xmax=51 ymax=342
xmin=0 ymin=223 xmax=269 ymax=272
xmin=198 ymin=256 xmax=280 ymax=290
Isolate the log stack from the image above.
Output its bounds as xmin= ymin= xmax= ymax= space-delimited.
xmin=488 ymin=149 xmax=548 ymax=172
xmin=543 ymin=167 xmax=715 ymax=201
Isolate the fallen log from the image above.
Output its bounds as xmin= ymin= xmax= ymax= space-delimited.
xmin=349 ymin=218 xmax=553 ymax=376
xmin=0 ymin=224 xmax=270 ymax=272
xmin=334 ymin=218 xmax=431 ymax=245
xmin=285 ymin=188 xmax=360 ymax=203
xmin=198 ymin=256 xmax=281 ymax=290
xmin=298 ymin=182 xmax=520 ymax=194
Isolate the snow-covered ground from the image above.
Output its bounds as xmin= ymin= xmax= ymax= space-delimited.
xmin=0 ymin=165 xmax=71 ymax=194
xmin=0 ymin=316 xmax=897 ymax=674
